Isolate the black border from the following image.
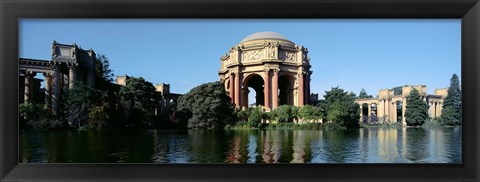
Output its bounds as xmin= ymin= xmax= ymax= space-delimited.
xmin=1 ymin=0 xmax=479 ymax=181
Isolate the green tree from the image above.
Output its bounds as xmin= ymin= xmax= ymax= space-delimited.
xmin=358 ymin=88 xmax=373 ymax=98
xmin=323 ymin=87 xmax=360 ymax=128
xmin=176 ymin=81 xmax=235 ymax=129
xmin=118 ymin=77 xmax=158 ymax=127
xmin=237 ymin=108 xmax=251 ymax=122
xmin=248 ymin=106 xmax=264 ymax=127
xmin=95 ymin=54 xmax=115 ymax=83
xmin=272 ymin=105 xmax=298 ymax=123
xmin=404 ymin=88 xmax=428 ymax=126
xmin=298 ymin=105 xmax=323 ymax=121
xmin=441 ymin=73 xmax=462 ymax=126
xmin=63 ymin=82 xmax=105 ymax=128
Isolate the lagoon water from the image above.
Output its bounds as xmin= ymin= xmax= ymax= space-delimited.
xmin=20 ymin=127 xmax=462 ymax=163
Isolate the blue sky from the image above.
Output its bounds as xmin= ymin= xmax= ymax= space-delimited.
xmin=20 ymin=19 xmax=460 ymax=100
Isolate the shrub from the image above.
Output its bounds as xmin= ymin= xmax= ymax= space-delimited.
xmin=19 ymin=103 xmax=67 ymax=130
xmin=248 ymin=107 xmax=264 ymax=127
xmin=272 ymin=105 xmax=298 ymax=123
xmin=298 ymin=105 xmax=323 ymax=121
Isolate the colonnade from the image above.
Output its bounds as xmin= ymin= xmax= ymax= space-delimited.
xmin=228 ymin=67 xmax=310 ymax=110
xmin=357 ymin=96 xmax=444 ymax=126
xmin=23 ymin=62 xmax=78 ymax=115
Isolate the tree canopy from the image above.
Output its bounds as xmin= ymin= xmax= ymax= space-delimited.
xmin=441 ymin=73 xmax=462 ymax=126
xmin=405 ymin=88 xmax=428 ymax=126
xmin=63 ymin=82 xmax=106 ymax=128
xmin=323 ymin=87 xmax=360 ymax=128
xmin=358 ymin=88 xmax=373 ymax=98
xmin=118 ymin=77 xmax=158 ymax=127
xmin=176 ymin=81 xmax=235 ymax=129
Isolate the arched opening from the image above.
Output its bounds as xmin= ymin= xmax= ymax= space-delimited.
xmin=278 ymin=74 xmax=294 ymax=106
xmin=243 ymin=74 xmax=265 ymax=107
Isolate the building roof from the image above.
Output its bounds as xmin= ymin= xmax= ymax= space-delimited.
xmin=240 ymin=31 xmax=289 ymax=43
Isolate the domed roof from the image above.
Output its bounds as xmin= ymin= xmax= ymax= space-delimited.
xmin=240 ymin=31 xmax=289 ymax=43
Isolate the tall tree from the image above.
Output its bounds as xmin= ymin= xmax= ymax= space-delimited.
xmin=441 ymin=73 xmax=462 ymax=126
xmin=404 ymin=88 xmax=428 ymax=126
xmin=358 ymin=88 xmax=373 ymax=98
xmin=324 ymin=87 xmax=360 ymax=128
xmin=94 ymin=54 xmax=115 ymax=90
xmin=63 ymin=82 xmax=105 ymax=128
xmin=118 ymin=77 xmax=157 ymax=127
xmin=176 ymin=81 xmax=235 ymax=129
xmin=95 ymin=54 xmax=114 ymax=82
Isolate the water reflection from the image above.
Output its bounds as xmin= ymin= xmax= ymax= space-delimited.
xmin=20 ymin=127 xmax=462 ymax=163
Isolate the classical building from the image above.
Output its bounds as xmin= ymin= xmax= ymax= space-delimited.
xmin=19 ymin=41 xmax=96 ymax=115
xmin=355 ymin=85 xmax=448 ymax=126
xmin=115 ymin=75 xmax=181 ymax=115
xmin=219 ymin=32 xmax=312 ymax=110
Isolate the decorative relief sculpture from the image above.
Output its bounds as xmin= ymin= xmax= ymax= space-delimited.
xmin=279 ymin=50 xmax=296 ymax=62
xmin=266 ymin=42 xmax=276 ymax=58
xmin=243 ymin=50 xmax=262 ymax=62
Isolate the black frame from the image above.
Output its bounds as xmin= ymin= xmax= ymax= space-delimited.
xmin=1 ymin=0 xmax=479 ymax=181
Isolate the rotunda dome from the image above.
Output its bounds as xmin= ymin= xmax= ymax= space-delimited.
xmin=240 ymin=31 xmax=290 ymax=43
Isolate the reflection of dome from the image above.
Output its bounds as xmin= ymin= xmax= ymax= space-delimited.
xmin=240 ymin=31 xmax=289 ymax=42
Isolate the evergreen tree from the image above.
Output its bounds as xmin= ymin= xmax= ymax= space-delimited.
xmin=118 ymin=77 xmax=158 ymax=127
xmin=358 ymin=88 xmax=373 ymax=98
xmin=404 ymin=88 xmax=428 ymax=126
xmin=324 ymin=87 xmax=360 ymax=128
xmin=176 ymin=81 xmax=235 ymax=129
xmin=441 ymin=73 xmax=462 ymax=126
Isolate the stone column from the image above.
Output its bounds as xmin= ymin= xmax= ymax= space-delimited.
xmin=430 ymin=101 xmax=435 ymax=118
xmin=264 ymin=69 xmax=271 ymax=110
xmin=234 ymin=72 xmax=241 ymax=107
xmin=24 ymin=71 xmax=36 ymax=104
xmin=298 ymin=71 xmax=304 ymax=106
xmin=359 ymin=105 xmax=363 ymax=122
xmin=436 ymin=102 xmax=441 ymax=118
xmin=68 ymin=63 xmax=77 ymax=89
xmin=429 ymin=102 xmax=433 ymax=118
xmin=438 ymin=102 xmax=443 ymax=117
xmin=242 ymin=88 xmax=249 ymax=108
xmin=229 ymin=74 xmax=235 ymax=103
xmin=386 ymin=100 xmax=390 ymax=122
xmin=43 ymin=73 xmax=52 ymax=109
xmin=391 ymin=102 xmax=397 ymax=122
xmin=52 ymin=63 xmax=61 ymax=115
xmin=272 ymin=69 xmax=279 ymax=109
xmin=305 ymin=74 xmax=310 ymax=104
xmin=402 ymin=98 xmax=407 ymax=126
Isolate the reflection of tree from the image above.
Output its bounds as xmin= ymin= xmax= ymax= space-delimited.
xmin=188 ymin=130 xmax=230 ymax=163
xmin=320 ymin=130 xmax=359 ymax=163
xmin=404 ymin=128 xmax=429 ymax=162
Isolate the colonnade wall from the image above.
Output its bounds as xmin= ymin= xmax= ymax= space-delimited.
xmin=355 ymin=85 xmax=448 ymax=126
xmin=19 ymin=41 xmax=96 ymax=115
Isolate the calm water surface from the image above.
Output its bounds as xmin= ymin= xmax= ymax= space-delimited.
xmin=20 ymin=127 xmax=462 ymax=163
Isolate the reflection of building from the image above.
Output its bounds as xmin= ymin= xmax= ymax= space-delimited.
xmin=219 ymin=32 xmax=312 ymax=110
xmin=355 ymin=85 xmax=448 ymax=126
xmin=115 ymin=75 xmax=181 ymax=115
xmin=19 ymin=41 xmax=96 ymax=115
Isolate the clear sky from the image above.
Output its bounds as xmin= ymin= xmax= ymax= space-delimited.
xmin=20 ymin=19 xmax=461 ymax=100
